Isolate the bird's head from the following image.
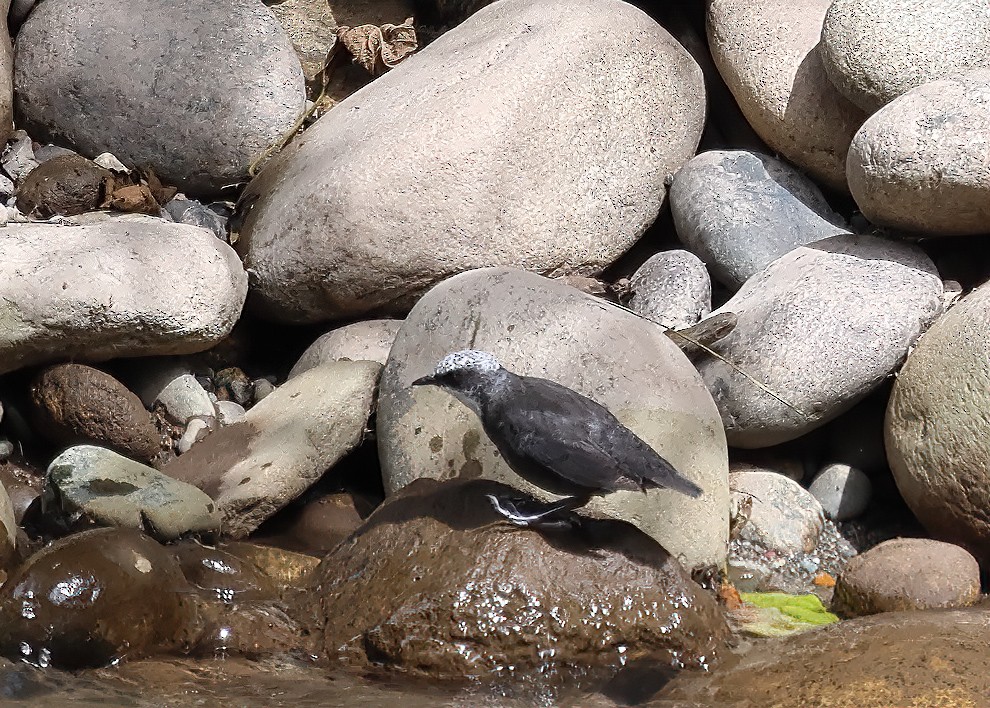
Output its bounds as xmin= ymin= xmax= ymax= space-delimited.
xmin=412 ymin=350 xmax=507 ymax=406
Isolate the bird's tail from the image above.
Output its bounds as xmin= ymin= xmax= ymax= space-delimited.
xmin=640 ymin=463 xmax=703 ymax=498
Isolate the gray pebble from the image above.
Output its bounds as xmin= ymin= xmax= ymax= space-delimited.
xmin=2 ymin=130 xmax=38 ymax=182
xmin=809 ymin=463 xmax=872 ymax=521
xmin=628 ymin=250 xmax=711 ymax=330
xmin=0 ymin=439 xmax=13 ymax=462
xmin=214 ymin=400 xmax=246 ymax=426
xmin=252 ymin=378 xmax=275 ymax=404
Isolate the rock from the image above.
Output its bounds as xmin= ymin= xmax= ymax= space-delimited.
xmin=33 ymin=143 xmax=79 ymax=163
xmin=0 ymin=440 xmax=12 ymax=463
xmin=670 ymin=151 xmax=848 ymax=289
xmin=699 ymin=234 xmax=943 ymax=447
xmin=214 ymin=400 xmax=246 ymax=426
xmin=0 ymin=217 xmax=247 ymax=375
xmin=707 ymin=0 xmax=867 ymax=190
xmin=45 ymin=445 xmax=220 ymax=541
xmin=0 ymin=12 xmax=12 ymax=149
xmin=251 ymin=378 xmax=275 ymax=403
xmin=0 ymin=460 xmax=43 ymax=524
xmin=30 ymin=363 xmax=160 ymax=462
xmin=833 ymin=539 xmax=980 ymax=617
xmin=14 ymin=0 xmax=305 ymax=195
xmin=305 ymin=478 xmax=729 ymax=682
xmin=659 ymin=608 xmax=990 ymax=706
xmin=730 ymin=469 xmax=824 ymax=554
xmin=0 ymin=528 xmax=193 ymax=668
xmin=175 ymin=417 xmax=214 ymax=455
xmin=2 ymin=130 xmax=37 ymax=183
xmin=289 ymin=319 xmax=403 ymax=378
xmin=237 ymin=0 xmax=705 ymax=323
xmin=135 ymin=369 xmax=216 ymax=425
xmin=15 ymin=153 xmax=110 ymax=218
xmin=808 ymin=463 xmax=871 ymax=521
xmin=821 ymin=0 xmax=990 ymax=114
xmin=886 ymin=280 xmax=990 ymax=564
xmin=251 ymin=491 xmax=368 ymax=555
xmin=215 ymin=367 xmax=252 ymax=406
xmin=626 ymin=250 xmax=711 ymax=329
xmin=162 ymin=360 xmax=380 ymax=538
xmin=0 ymin=479 xmax=15 ymax=570
xmin=846 ymin=71 xmax=990 ymax=236
xmin=377 ymin=267 xmax=728 ymax=571
xmin=164 ymin=197 xmax=229 ymax=239
xmin=219 ymin=541 xmax=321 ymax=592
xmin=171 ymin=541 xmax=277 ymax=604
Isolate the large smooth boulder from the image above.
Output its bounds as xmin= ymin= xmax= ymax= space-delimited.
xmin=163 ymin=360 xmax=380 ymax=538
xmin=306 ymin=478 xmax=729 ymax=682
xmin=821 ymin=0 xmax=990 ymax=114
xmin=14 ymin=0 xmax=305 ymax=195
xmin=237 ymin=0 xmax=706 ymax=323
xmin=886 ymin=281 xmax=990 ymax=565
xmin=660 ymin=609 xmax=990 ymax=707
xmin=847 ymin=71 xmax=990 ymax=236
xmin=699 ymin=234 xmax=942 ymax=447
xmin=377 ymin=267 xmax=728 ymax=571
xmin=671 ymin=150 xmax=848 ymax=289
xmin=0 ymin=0 xmax=13 ymax=146
xmin=288 ymin=319 xmax=402 ymax=378
xmin=0 ymin=218 xmax=247 ymax=374
xmin=707 ymin=0 xmax=867 ymax=191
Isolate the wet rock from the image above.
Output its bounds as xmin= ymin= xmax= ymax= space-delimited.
xmin=30 ymin=363 xmax=159 ymax=463
xmin=0 ymin=528 xmax=194 ymax=668
xmin=0 ymin=217 xmax=247 ymax=375
xmin=659 ymin=608 xmax=990 ymax=706
xmin=671 ymin=151 xmax=848 ymax=290
xmin=252 ymin=491 xmax=367 ymax=555
xmin=808 ymin=463 xmax=871 ymax=521
xmin=378 ymin=267 xmax=728 ymax=571
xmin=847 ymin=71 xmax=990 ymax=236
xmin=163 ymin=360 xmax=380 ymax=538
xmin=15 ymin=153 xmax=110 ymax=218
xmin=699 ymin=234 xmax=943 ymax=447
xmin=308 ymin=478 xmax=729 ymax=682
xmin=219 ymin=541 xmax=321 ymax=592
xmin=821 ymin=0 xmax=990 ymax=114
xmin=14 ymin=0 xmax=305 ymax=195
xmin=730 ymin=468 xmax=824 ymax=555
xmin=237 ymin=0 xmax=705 ymax=322
xmin=289 ymin=319 xmax=403 ymax=378
xmin=832 ymin=538 xmax=980 ymax=617
xmin=626 ymin=251 xmax=711 ymax=330
xmin=707 ymin=0 xmax=867 ymax=190
xmin=45 ymin=445 xmax=220 ymax=541
xmin=0 ymin=461 xmax=43 ymax=525
xmin=886 ymin=280 xmax=990 ymax=564
xmin=172 ymin=541 xmax=276 ymax=604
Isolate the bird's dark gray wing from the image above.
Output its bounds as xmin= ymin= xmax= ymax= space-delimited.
xmin=487 ymin=375 xmax=702 ymax=497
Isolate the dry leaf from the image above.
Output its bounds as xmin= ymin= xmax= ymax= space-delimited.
xmin=336 ymin=17 xmax=417 ymax=76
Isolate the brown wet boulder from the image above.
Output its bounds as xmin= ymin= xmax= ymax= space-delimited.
xmin=307 ymin=478 xmax=728 ymax=683
xmin=658 ymin=608 xmax=990 ymax=707
xmin=0 ymin=528 xmax=195 ymax=668
xmin=832 ymin=538 xmax=980 ymax=617
xmin=15 ymin=153 xmax=110 ymax=218
xmin=31 ymin=363 xmax=160 ymax=462
xmin=250 ymin=491 xmax=371 ymax=555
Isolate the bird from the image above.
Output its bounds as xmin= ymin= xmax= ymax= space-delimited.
xmin=412 ymin=349 xmax=703 ymax=526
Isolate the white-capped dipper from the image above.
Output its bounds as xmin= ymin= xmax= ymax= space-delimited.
xmin=412 ymin=350 xmax=703 ymax=526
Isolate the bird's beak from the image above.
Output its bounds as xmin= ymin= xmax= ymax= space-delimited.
xmin=411 ymin=374 xmax=436 ymax=388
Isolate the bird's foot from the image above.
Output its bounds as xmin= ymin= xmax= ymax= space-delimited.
xmin=484 ymin=493 xmax=585 ymax=530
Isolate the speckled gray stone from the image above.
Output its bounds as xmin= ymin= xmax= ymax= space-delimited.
xmin=289 ymin=319 xmax=403 ymax=378
xmin=627 ymin=250 xmax=711 ymax=329
xmin=700 ymin=234 xmax=943 ymax=447
xmin=846 ymin=71 xmax=990 ymax=236
xmin=237 ymin=0 xmax=706 ymax=322
xmin=730 ymin=468 xmax=824 ymax=554
xmin=821 ymin=0 xmax=990 ymax=113
xmin=809 ymin=463 xmax=872 ymax=521
xmin=14 ymin=0 xmax=305 ymax=195
xmin=671 ymin=151 xmax=848 ymax=289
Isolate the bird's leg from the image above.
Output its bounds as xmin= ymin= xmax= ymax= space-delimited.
xmin=485 ymin=493 xmax=592 ymax=527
